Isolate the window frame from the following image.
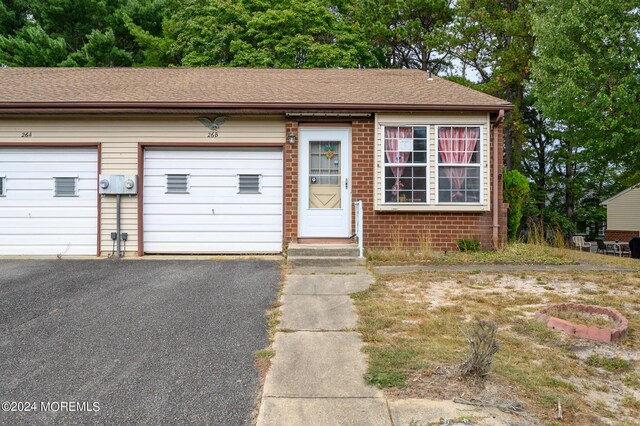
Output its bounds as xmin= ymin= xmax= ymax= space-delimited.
xmin=381 ymin=124 xmax=429 ymax=206
xmin=435 ymin=125 xmax=483 ymax=205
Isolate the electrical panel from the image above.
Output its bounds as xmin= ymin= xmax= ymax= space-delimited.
xmin=99 ymin=175 xmax=138 ymax=195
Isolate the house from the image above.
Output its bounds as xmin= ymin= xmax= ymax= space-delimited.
xmin=601 ymin=183 xmax=640 ymax=242
xmin=0 ymin=68 xmax=511 ymax=256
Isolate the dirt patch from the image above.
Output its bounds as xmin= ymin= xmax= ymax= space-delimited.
xmin=353 ymin=269 xmax=640 ymax=425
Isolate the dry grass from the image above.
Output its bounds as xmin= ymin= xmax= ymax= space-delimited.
xmin=367 ymin=242 xmax=640 ymax=271
xmin=352 ymin=269 xmax=640 ymax=425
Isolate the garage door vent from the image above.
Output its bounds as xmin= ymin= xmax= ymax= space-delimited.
xmin=238 ymin=174 xmax=261 ymax=194
xmin=54 ymin=177 xmax=78 ymax=197
xmin=166 ymin=174 xmax=189 ymax=194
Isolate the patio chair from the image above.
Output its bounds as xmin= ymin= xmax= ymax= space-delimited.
xmin=596 ymin=239 xmax=614 ymax=255
xmin=571 ymin=235 xmax=591 ymax=252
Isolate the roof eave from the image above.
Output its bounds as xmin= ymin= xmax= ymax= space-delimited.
xmin=601 ymin=183 xmax=640 ymax=206
xmin=0 ymin=101 xmax=514 ymax=114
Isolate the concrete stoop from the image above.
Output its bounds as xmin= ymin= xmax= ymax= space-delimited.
xmin=286 ymin=243 xmax=365 ymax=267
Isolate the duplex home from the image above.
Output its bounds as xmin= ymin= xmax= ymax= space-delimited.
xmin=0 ymin=68 xmax=511 ymax=256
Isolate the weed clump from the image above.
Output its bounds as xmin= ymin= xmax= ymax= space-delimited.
xmin=460 ymin=319 xmax=500 ymax=377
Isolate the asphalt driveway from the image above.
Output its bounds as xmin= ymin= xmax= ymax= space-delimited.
xmin=0 ymin=259 xmax=280 ymax=425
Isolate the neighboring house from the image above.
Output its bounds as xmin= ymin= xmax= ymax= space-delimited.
xmin=601 ymin=184 xmax=640 ymax=242
xmin=0 ymin=68 xmax=511 ymax=256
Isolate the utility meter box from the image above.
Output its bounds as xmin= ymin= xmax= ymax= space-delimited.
xmin=99 ymin=175 xmax=138 ymax=195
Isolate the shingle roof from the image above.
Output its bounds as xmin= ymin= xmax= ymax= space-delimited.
xmin=0 ymin=67 xmax=512 ymax=111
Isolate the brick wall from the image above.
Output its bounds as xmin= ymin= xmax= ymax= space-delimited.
xmin=604 ymin=230 xmax=640 ymax=243
xmin=284 ymin=117 xmax=508 ymax=252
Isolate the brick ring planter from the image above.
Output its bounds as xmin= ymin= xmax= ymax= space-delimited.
xmin=534 ymin=303 xmax=628 ymax=343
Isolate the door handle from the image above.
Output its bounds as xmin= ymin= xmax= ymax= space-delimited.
xmin=345 ymin=178 xmax=348 ymax=189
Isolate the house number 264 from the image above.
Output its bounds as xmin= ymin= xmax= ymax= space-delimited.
xmin=21 ymin=131 xmax=32 ymax=138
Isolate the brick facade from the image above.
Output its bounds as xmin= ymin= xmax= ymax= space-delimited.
xmin=283 ymin=117 xmax=508 ymax=252
xmin=604 ymin=230 xmax=640 ymax=243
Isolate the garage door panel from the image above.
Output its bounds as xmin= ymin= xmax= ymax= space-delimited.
xmin=144 ymin=242 xmax=282 ymax=254
xmin=1 ymin=163 xmax=98 ymax=174
xmin=144 ymin=148 xmax=283 ymax=254
xmin=144 ymin=204 xmax=283 ymax=215
xmin=1 ymin=244 xmax=96 ymax=256
xmin=0 ymin=147 xmax=98 ymax=256
xmin=145 ymin=223 xmax=282 ymax=233
xmin=143 ymin=175 xmax=283 ymax=188
xmin=144 ymin=231 xmax=281 ymax=243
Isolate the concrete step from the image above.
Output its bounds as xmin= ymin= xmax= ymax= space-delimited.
xmin=287 ymin=256 xmax=365 ymax=267
xmin=287 ymin=243 xmax=360 ymax=258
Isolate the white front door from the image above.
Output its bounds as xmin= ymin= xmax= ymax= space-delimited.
xmin=299 ymin=128 xmax=351 ymax=238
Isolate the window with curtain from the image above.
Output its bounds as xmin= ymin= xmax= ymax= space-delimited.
xmin=437 ymin=126 xmax=481 ymax=203
xmin=383 ymin=126 xmax=427 ymax=203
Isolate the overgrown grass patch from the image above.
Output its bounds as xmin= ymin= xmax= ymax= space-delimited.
xmin=367 ymin=242 xmax=640 ymax=270
xmin=353 ymin=269 xmax=640 ymax=425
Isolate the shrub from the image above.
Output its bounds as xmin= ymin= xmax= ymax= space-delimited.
xmin=504 ymin=169 xmax=530 ymax=241
xmin=460 ymin=319 xmax=500 ymax=377
xmin=457 ymin=237 xmax=481 ymax=252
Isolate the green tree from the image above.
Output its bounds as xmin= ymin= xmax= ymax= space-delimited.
xmin=448 ymin=0 xmax=535 ymax=172
xmin=353 ymin=0 xmax=453 ymax=71
xmin=503 ymin=169 xmax=530 ymax=241
xmin=0 ymin=0 xmax=170 ymax=66
xmin=165 ymin=0 xmax=373 ymax=68
xmin=0 ymin=25 xmax=68 ymax=66
xmin=531 ymin=0 xmax=640 ymax=184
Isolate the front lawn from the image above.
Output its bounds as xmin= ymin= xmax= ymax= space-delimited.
xmin=353 ymin=267 xmax=640 ymax=425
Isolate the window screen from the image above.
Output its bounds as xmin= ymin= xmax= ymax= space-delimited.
xmin=238 ymin=174 xmax=261 ymax=194
xmin=54 ymin=177 xmax=78 ymax=197
xmin=166 ymin=174 xmax=189 ymax=194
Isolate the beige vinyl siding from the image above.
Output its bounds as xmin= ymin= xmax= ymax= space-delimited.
xmin=0 ymin=115 xmax=285 ymax=255
xmin=374 ymin=112 xmax=490 ymax=211
xmin=606 ymin=187 xmax=640 ymax=231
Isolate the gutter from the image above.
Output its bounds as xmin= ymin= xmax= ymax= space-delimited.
xmin=0 ymin=101 xmax=514 ymax=115
xmin=492 ymin=110 xmax=505 ymax=249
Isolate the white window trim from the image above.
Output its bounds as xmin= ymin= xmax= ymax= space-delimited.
xmin=435 ymin=125 xmax=483 ymax=206
xmin=381 ymin=124 xmax=429 ymax=206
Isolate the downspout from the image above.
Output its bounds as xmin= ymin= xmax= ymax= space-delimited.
xmin=492 ymin=110 xmax=505 ymax=249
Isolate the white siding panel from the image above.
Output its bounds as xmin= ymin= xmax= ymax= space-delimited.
xmin=0 ymin=147 xmax=98 ymax=255
xmin=143 ymin=148 xmax=283 ymax=253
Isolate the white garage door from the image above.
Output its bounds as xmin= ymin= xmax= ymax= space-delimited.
xmin=0 ymin=147 xmax=98 ymax=255
xmin=143 ymin=148 xmax=283 ymax=253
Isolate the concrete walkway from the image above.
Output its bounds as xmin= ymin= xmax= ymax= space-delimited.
xmin=256 ymin=266 xmax=521 ymax=426
xmin=256 ymin=266 xmax=390 ymax=426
